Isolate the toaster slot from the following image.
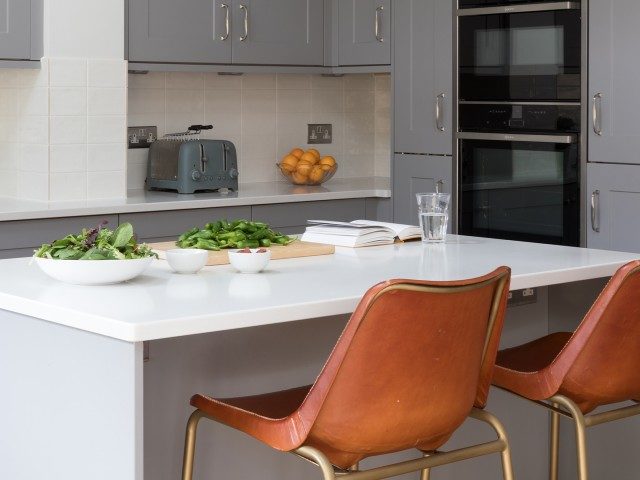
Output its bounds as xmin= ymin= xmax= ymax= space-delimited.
xmin=199 ymin=143 xmax=208 ymax=173
xmin=222 ymin=144 xmax=228 ymax=172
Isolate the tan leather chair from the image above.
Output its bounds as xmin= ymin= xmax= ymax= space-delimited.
xmin=182 ymin=267 xmax=513 ymax=480
xmin=493 ymin=260 xmax=640 ymax=480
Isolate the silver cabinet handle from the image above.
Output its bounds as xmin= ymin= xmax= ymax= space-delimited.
xmin=239 ymin=4 xmax=248 ymax=41
xmin=435 ymin=93 xmax=446 ymax=132
xmin=592 ymin=93 xmax=603 ymax=136
xmin=375 ymin=6 xmax=384 ymax=42
xmin=219 ymin=3 xmax=230 ymax=41
xmin=591 ymin=190 xmax=600 ymax=232
xmin=436 ymin=180 xmax=444 ymax=194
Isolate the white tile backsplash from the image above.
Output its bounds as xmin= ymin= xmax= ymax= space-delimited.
xmin=87 ymin=144 xmax=127 ymax=171
xmin=87 ymin=170 xmax=125 ymax=199
xmin=50 ymin=144 xmax=88 ymax=173
xmin=87 ymin=115 xmax=126 ymax=143
xmin=20 ymin=144 xmax=49 ymax=172
xmin=87 ymin=88 xmax=127 ymax=115
xmin=87 ymin=59 xmax=127 ymax=88
xmin=49 ymin=58 xmax=87 ymax=87
xmin=50 ymin=116 xmax=87 ymax=144
xmin=50 ymin=87 xmax=87 ymax=116
xmin=50 ymin=172 xmax=87 ymax=201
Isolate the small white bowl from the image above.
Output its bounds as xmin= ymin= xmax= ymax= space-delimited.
xmin=228 ymin=249 xmax=271 ymax=273
xmin=166 ymin=248 xmax=209 ymax=274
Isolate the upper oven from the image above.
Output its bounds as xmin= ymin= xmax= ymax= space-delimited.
xmin=458 ymin=2 xmax=581 ymax=102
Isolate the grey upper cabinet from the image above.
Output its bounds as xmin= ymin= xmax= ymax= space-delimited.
xmin=589 ymin=0 xmax=640 ymax=165
xmin=231 ymin=0 xmax=324 ymax=65
xmin=128 ymin=0 xmax=232 ymax=64
xmin=393 ymin=154 xmax=452 ymax=226
xmin=393 ymin=0 xmax=452 ymax=155
xmin=0 ymin=0 xmax=42 ymax=61
xmin=337 ymin=0 xmax=390 ymax=66
xmin=587 ymin=163 xmax=640 ymax=253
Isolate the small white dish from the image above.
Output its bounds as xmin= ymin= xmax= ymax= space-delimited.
xmin=34 ymin=257 xmax=154 ymax=285
xmin=166 ymin=248 xmax=209 ymax=274
xmin=228 ymin=249 xmax=271 ymax=273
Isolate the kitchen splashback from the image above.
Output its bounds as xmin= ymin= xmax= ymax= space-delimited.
xmin=127 ymin=72 xmax=390 ymax=189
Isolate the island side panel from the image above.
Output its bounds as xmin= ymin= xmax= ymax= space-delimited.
xmin=0 ymin=310 xmax=143 ymax=480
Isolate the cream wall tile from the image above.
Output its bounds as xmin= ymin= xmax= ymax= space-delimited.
xmin=88 ymin=59 xmax=127 ymax=87
xmin=50 ymin=87 xmax=87 ymax=116
xmin=166 ymin=89 xmax=204 ymax=114
xmin=242 ymin=74 xmax=276 ymax=90
xmin=127 ymin=162 xmax=147 ymax=190
xmin=242 ymin=134 xmax=276 ymax=161
xmin=128 ymin=88 xmax=165 ymax=115
xmin=0 ymin=70 xmax=21 ymax=88
xmin=87 ymin=144 xmax=127 ymax=171
xmin=311 ymin=89 xmax=344 ymax=114
xmin=344 ymin=74 xmax=375 ymax=91
xmin=50 ymin=172 xmax=86 ymax=201
xmin=0 ymin=89 xmax=19 ymax=116
xmin=128 ymin=148 xmax=148 ymax=165
xmin=277 ymin=90 xmax=311 ymax=114
xmin=20 ymin=144 xmax=49 ymax=172
xmin=20 ymin=87 xmax=49 ymax=116
xmin=128 ymin=113 xmax=166 ymax=137
xmin=311 ymin=75 xmax=344 ymax=90
xmin=0 ymin=143 xmax=19 ymax=170
xmin=18 ymin=171 xmax=49 ymax=201
xmin=0 ymin=169 xmax=17 ymax=196
xmin=19 ymin=59 xmax=49 ymax=87
xmin=203 ymin=112 xmax=241 ymax=137
xmin=88 ymin=88 xmax=126 ymax=115
xmin=87 ymin=116 xmax=126 ymax=143
xmin=0 ymin=116 xmax=20 ymax=142
xmin=242 ymin=90 xmax=276 ymax=114
xmin=87 ymin=171 xmax=125 ymax=199
xmin=204 ymin=90 xmax=241 ymax=115
xmin=375 ymin=73 xmax=391 ymax=91
xmin=205 ymin=73 xmax=242 ymax=90
xmin=166 ymin=72 xmax=204 ymax=89
xmin=50 ymin=116 xmax=87 ymax=145
xmin=277 ymin=74 xmax=311 ymax=90
xmin=50 ymin=58 xmax=87 ymax=87
xmin=345 ymin=90 xmax=375 ymax=113
xmin=20 ymin=116 xmax=49 ymax=145
xmin=239 ymin=157 xmax=278 ymax=183
xmin=165 ymin=114 xmax=205 ymax=135
xmin=128 ymin=72 xmax=165 ymax=89
xmin=50 ymin=145 xmax=87 ymax=173
xmin=242 ymin=113 xmax=277 ymax=137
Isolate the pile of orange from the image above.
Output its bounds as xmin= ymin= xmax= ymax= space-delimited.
xmin=278 ymin=148 xmax=338 ymax=185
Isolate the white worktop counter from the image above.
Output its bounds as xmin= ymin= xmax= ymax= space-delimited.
xmin=0 ymin=236 xmax=637 ymax=342
xmin=0 ymin=177 xmax=390 ymax=222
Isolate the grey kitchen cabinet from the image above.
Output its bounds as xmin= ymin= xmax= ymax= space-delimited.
xmin=0 ymin=0 xmax=42 ymax=61
xmin=119 ymin=207 xmax=251 ymax=243
xmin=393 ymin=154 xmax=452 ymax=226
xmin=587 ymin=163 xmax=640 ymax=253
xmin=230 ymin=0 xmax=324 ymax=66
xmin=128 ymin=0 xmax=232 ymax=64
xmin=0 ymin=215 xmax=119 ymax=258
xmin=589 ymin=0 xmax=640 ymax=165
xmin=393 ymin=0 xmax=452 ymax=155
xmin=337 ymin=0 xmax=390 ymax=66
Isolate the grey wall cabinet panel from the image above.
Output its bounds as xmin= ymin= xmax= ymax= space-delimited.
xmin=230 ymin=0 xmax=324 ymax=66
xmin=0 ymin=215 xmax=119 ymax=252
xmin=589 ymin=0 xmax=640 ymax=165
xmin=393 ymin=0 xmax=452 ymax=155
xmin=365 ymin=198 xmax=392 ymax=222
xmin=0 ymin=0 xmax=37 ymax=60
xmin=337 ymin=0 xmax=390 ymax=66
xmin=587 ymin=163 xmax=640 ymax=253
xmin=393 ymin=154 xmax=452 ymax=226
xmin=119 ymin=207 xmax=251 ymax=242
xmin=252 ymin=199 xmax=366 ymax=229
xmin=128 ymin=0 xmax=232 ymax=64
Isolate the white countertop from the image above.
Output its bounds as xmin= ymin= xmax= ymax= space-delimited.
xmin=0 ymin=177 xmax=391 ymax=222
xmin=0 ymin=236 xmax=637 ymax=342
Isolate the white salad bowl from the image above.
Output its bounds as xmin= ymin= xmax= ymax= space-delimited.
xmin=34 ymin=257 xmax=154 ymax=285
xmin=228 ymin=249 xmax=271 ymax=273
xmin=166 ymin=248 xmax=209 ymax=274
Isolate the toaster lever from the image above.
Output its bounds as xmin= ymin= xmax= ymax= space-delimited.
xmin=199 ymin=143 xmax=208 ymax=173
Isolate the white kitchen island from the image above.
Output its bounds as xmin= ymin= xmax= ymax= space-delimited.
xmin=1 ymin=236 xmax=639 ymax=480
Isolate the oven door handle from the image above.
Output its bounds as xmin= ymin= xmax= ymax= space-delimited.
xmin=457 ymin=2 xmax=580 ymax=16
xmin=457 ymin=132 xmax=577 ymax=144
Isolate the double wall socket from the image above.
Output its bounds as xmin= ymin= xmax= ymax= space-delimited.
xmin=128 ymin=126 xmax=158 ymax=149
xmin=308 ymin=124 xmax=332 ymax=144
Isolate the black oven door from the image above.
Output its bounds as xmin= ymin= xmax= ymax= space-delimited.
xmin=458 ymin=6 xmax=581 ymax=101
xmin=458 ymin=133 xmax=579 ymax=246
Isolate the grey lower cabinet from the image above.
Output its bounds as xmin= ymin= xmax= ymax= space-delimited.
xmin=128 ymin=0 xmax=323 ymax=66
xmin=587 ymin=163 xmax=640 ymax=254
xmin=393 ymin=154 xmax=453 ymax=226
xmin=336 ymin=0 xmax=390 ymax=66
xmin=589 ymin=0 xmax=640 ymax=165
xmin=0 ymin=0 xmax=42 ymax=61
xmin=393 ymin=0 xmax=452 ymax=155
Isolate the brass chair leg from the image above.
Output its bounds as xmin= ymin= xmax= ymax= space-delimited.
xmin=470 ymin=408 xmax=515 ymax=480
xmin=295 ymin=445 xmax=337 ymax=480
xmin=182 ymin=410 xmax=205 ymax=480
xmin=420 ymin=452 xmax=433 ymax=480
xmin=551 ymin=395 xmax=588 ymax=480
xmin=550 ymin=402 xmax=560 ymax=480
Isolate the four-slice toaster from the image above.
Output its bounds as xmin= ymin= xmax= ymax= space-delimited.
xmin=145 ymin=125 xmax=239 ymax=194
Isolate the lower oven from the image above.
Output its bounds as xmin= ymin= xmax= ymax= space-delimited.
xmin=457 ymin=132 xmax=579 ymax=246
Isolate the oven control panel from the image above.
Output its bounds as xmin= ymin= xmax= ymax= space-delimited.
xmin=459 ymin=104 xmax=581 ymax=133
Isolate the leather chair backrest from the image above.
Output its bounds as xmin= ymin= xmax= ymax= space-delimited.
xmin=297 ymin=267 xmax=511 ymax=467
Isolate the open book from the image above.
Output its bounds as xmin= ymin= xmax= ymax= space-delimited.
xmin=301 ymin=220 xmax=421 ymax=248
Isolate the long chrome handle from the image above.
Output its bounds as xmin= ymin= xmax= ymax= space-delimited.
xmin=436 ymin=180 xmax=444 ymax=194
xmin=435 ymin=93 xmax=446 ymax=132
xmin=457 ymin=132 xmax=577 ymax=144
xmin=591 ymin=190 xmax=600 ymax=232
xmin=375 ymin=6 xmax=384 ymax=42
xmin=239 ymin=4 xmax=248 ymax=41
xmin=457 ymin=2 xmax=580 ymax=16
xmin=592 ymin=93 xmax=603 ymax=136
xmin=219 ymin=3 xmax=230 ymax=41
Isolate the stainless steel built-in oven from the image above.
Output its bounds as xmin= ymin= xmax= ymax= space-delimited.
xmin=458 ymin=2 xmax=581 ymax=102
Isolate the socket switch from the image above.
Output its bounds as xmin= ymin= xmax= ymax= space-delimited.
xmin=308 ymin=124 xmax=332 ymax=144
xmin=128 ymin=126 xmax=158 ymax=149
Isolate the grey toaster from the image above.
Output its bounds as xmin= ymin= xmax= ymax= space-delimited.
xmin=146 ymin=126 xmax=239 ymax=194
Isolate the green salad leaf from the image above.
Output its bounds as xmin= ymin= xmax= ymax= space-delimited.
xmin=34 ymin=221 xmax=157 ymax=260
xmin=176 ymin=219 xmax=295 ymax=250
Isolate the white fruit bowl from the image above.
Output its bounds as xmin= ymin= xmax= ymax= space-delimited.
xmin=34 ymin=257 xmax=154 ymax=285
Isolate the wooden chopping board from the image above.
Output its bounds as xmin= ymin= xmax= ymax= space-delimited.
xmin=150 ymin=240 xmax=335 ymax=266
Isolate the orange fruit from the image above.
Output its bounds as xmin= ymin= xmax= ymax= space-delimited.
xmin=307 ymin=148 xmax=321 ymax=159
xmin=309 ymin=165 xmax=324 ymax=183
xmin=320 ymin=164 xmax=332 ymax=172
xmin=281 ymin=154 xmax=299 ymax=170
xmin=296 ymin=163 xmax=313 ymax=176
xmin=319 ymin=155 xmax=336 ymax=167
xmin=290 ymin=148 xmax=304 ymax=159
xmin=300 ymin=152 xmax=318 ymax=164
xmin=291 ymin=171 xmax=308 ymax=184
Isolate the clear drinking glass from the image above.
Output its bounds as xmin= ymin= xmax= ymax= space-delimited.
xmin=416 ymin=193 xmax=451 ymax=243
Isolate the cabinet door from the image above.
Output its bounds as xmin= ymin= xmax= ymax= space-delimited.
xmin=589 ymin=0 xmax=640 ymax=164
xmin=230 ymin=0 xmax=324 ymax=65
xmin=394 ymin=0 xmax=452 ymax=155
xmin=128 ymin=0 xmax=231 ymax=64
xmin=587 ymin=163 xmax=640 ymax=253
xmin=393 ymin=154 xmax=453 ymax=226
xmin=337 ymin=0 xmax=390 ymax=66
xmin=0 ymin=0 xmax=31 ymax=59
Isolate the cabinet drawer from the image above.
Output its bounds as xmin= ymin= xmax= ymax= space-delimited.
xmin=252 ymin=199 xmax=366 ymax=229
